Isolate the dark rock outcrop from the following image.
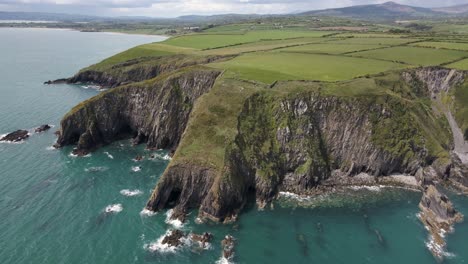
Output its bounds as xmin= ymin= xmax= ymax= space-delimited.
xmin=35 ymin=124 xmax=51 ymax=133
xmin=418 ymin=185 xmax=463 ymax=261
xmin=190 ymin=232 xmax=213 ymax=249
xmin=221 ymin=235 xmax=235 ymax=260
xmin=1 ymin=130 xmax=29 ymax=142
xmin=54 ymin=67 xmax=221 ymax=156
xmin=161 ymin=230 xmax=186 ymax=247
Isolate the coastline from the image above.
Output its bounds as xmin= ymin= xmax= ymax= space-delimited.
xmin=0 ymin=24 xmax=169 ymax=38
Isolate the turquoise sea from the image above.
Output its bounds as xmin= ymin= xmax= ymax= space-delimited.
xmin=0 ymin=28 xmax=467 ymax=264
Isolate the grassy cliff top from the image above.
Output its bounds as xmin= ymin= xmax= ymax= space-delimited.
xmin=83 ymin=27 xmax=468 ymax=85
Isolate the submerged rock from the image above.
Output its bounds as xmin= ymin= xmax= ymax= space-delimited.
xmin=418 ymin=185 xmax=463 ymax=261
xmin=35 ymin=124 xmax=51 ymax=133
xmin=1 ymin=130 xmax=29 ymax=142
xmin=221 ymin=235 xmax=235 ymax=260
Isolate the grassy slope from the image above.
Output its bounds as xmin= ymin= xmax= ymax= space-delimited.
xmin=352 ymin=46 xmax=468 ymax=66
xmin=209 ymin=52 xmax=407 ymax=83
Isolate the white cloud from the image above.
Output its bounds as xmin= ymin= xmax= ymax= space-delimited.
xmin=0 ymin=0 xmax=467 ymax=17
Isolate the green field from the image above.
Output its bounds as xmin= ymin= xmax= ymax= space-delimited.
xmin=209 ymin=52 xmax=407 ymax=83
xmin=447 ymin=58 xmax=468 ymax=70
xmin=279 ymin=43 xmax=384 ymax=54
xmin=410 ymin=41 xmax=468 ymax=51
xmin=327 ymin=37 xmax=419 ymax=46
xmin=163 ymin=30 xmax=332 ymax=49
xmin=352 ymin=46 xmax=468 ymax=66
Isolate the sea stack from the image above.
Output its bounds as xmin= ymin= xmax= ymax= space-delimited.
xmin=418 ymin=184 xmax=463 ymax=261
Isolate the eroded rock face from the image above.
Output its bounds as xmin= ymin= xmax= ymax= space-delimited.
xmin=418 ymin=185 xmax=463 ymax=262
xmin=54 ymin=68 xmax=221 ymax=156
xmin=1 ymin=130 xmax=29 ymax=142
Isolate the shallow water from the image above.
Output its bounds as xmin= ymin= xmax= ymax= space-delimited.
xmin=1 ymin=28 xmax=467 ymax=264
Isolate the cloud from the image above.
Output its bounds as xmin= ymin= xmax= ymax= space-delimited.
xmin=0 ymin=0 xmax=467 ymax=17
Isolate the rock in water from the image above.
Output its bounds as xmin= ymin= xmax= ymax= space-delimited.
xmin=418 ymin=185 xmax=463 ymax=261
xmin=161 ymin=230 xmax=186 ymax=248
xmin=0 ymin=130 xmax=29 ymax=142
xmin=190 ymin=232 xmax=213 ymax=249
xmin=221 ymin=235 xmax=235 ymax=260
xmin=35 ymin=124 xmax=51 ymax=133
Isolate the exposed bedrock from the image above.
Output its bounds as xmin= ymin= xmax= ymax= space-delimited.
xmin=54 ymin=68 xmax=221 ymax=155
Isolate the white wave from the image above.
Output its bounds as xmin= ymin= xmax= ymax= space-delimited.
xmin=144 ymin=230 xmax=191 ymax=253
xmin=425 ymin=237 xmax=456 ymax=259
xmin=150 ymin=153 xmax=172 ymax=161
xmin=131 ymin=166 xmax=142 ymax=172
xmin=215 ymin=256 xmax=233 ymax=264
xmin=278 ymin=191 xmax=312 ymax=202
xmin=69 ymin=152 xmax=92 ymax=158
xmin=348 ymin=185 xmax=382 ymax=192
xmin=165 ymin=209 xmax=185 ymax=228
xmin=120 ymin=189 xmax=143 ymax=197
xmin=46 ymin=146 xmax=57 ymax=151
xmin=85 ymin=166 xmax=108 ymax=173
xmin=140 ymin=208 xmax=157 ymax=217
xmin=104 ymin=204 xmax=123 ymax=214
xmin=104 ymin=152 xmax=114 ymax=159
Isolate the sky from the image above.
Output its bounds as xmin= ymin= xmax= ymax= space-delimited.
xmin=0 ymin=0 xmax=467 ymax=17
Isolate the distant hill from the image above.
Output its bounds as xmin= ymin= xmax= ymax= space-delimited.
xmin=433 ymin=4 xmax=468 ymax=14
xmin=299 ymin=1 xmax=446 ymax=20
xmin=0 ymin=11 xmax=104 ymax=22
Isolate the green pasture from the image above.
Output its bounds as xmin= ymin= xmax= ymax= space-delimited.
xmin=209 ymin=52 xmax=407 ymax=83
xmin=279 ymin=43 xmax=384 ymax=54
xmin=352 ymin=46 xmax=468 ymax=66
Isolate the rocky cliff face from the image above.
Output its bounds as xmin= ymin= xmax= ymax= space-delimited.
xmin=55 ymin=67 xmax=221 ymax=155
xmin=404 ymin=67 xmax=468 ymax=190
xmin=148 ymin=82 xmax=452 ymax=222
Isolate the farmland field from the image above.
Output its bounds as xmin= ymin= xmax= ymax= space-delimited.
xmin=410 ymin=41 xmax=468 ymax=51
xmin=352 ymin=46 xmax=468 ymax=66
xmin=209 ymin=52 xmax=407 ymax=83
xmin=327 ymin=37 xmax=419 ymax=46
xmin=162 ymin=30 xmax=333 ymax=49
xmin=279 ymin=43 xmax=384 ymax=54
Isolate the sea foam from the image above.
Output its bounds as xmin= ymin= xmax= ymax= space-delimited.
xmin=104 ymin=204 xmax=123 ymax=214
xmin=144 ymin=230 xmax=191 ymax=253
xmin=165 ymin=209 xmax=185 ymax=228
xmin=104 ymin=152 xmax=114 ymax=159
xmin=140 ymin=208 xmax=157 ymax=217
xmin=120 ymin=189 xmax=143 ymax=197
